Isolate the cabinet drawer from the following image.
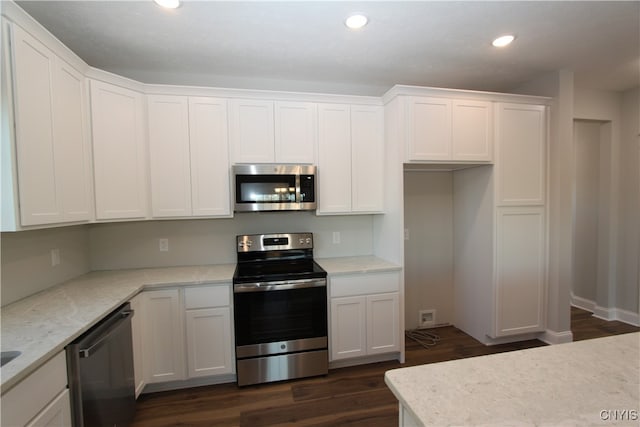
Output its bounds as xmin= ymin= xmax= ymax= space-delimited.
xmin=184 ymin=284 xmax=230 ymax=309
xmin=330 ymin=271 xmax=400 ymax=298
xmin=1 ymin=351 xmax=68 ymax=427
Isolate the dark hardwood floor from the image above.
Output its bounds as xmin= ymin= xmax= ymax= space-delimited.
xmin=132 ymin=307 xmax=639 ymax=427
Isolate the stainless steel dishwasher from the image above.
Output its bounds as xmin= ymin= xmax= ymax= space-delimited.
xmin=66 ymin=302 xmax=136 ymax=427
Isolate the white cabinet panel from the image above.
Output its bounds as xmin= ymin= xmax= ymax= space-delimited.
xmin=142 ymin=289 xmax=185 ymax=383
xmin=275 ymin=101 xmax=316 ymax=164
xmin=317 ymin=103 xmax=384 ymax=214
xmin=129 ymin=294 xmax=145 ymax=398
xmin=11 ymin=25 xmax=60 ymax=225
xmin=147 ymin=95 xmax=192 ymax=217
xmin=330 ymin=296 xmax=367 ymax=360
xmin=407 ymin=97 xmax=452 ymax=161
xmin=496 ymin=103 xmax=546 ymax=205
xmin=495 ymin=206 xmax=546 ymax=337
xmin=90 ymin=80 xmax=147 ymax=220
xmin=351 ymin=105 xmax=384 ymax=212
xmin=185 ymin=307 xmax=233 ymax=378
xmin=366 ymin=293 xmax=400 ymax=355
xmin=317 ymin=103 xmax=351 ymax=213
xmin=229 ymin=99 xmax=274 ymax=163
xmin=188 ymin=97 xmax=231 ymax=217
xmin=452 ymin=100 xmax=492 ymax=161
xmin=406 ymin=96 xmax=492 ymax=162
xmin=25 ymin=389 xmax=71 ymax=427
xmin=1 ymin=352 xmax=69 ymax=427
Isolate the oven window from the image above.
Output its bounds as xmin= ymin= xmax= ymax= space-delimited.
xmin=234 ymin=286 xmax=327 ymax=346
xmin=236 ymin=174 xmax=297 ymax=203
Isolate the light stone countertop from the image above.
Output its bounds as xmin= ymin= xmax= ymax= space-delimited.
xmin=385 ymin=332 xmax=640 ymax=426
xmin=316 ymin=255 xmax=401 ymax=275
xmin=0 ymin=264 xmax=235 ymax=394
xmin=1 ymin=255 xmax=398 ymax=394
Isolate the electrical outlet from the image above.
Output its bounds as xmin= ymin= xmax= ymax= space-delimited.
xmin=50 ymin=248 xmax=60 ymax=267
xmin=332 ymin=231 xmax=341 ymax=244
xmin=159 ymin=238 xmax=169 ymax=252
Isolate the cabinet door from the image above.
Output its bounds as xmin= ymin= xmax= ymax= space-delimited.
xmin=351 ymin=105 xmax=384 ymax=212
xmin=52 ymin=58 xmax=92 ymax=223
xmin=90 ymin=80 xmax=147 ymax=220
xmin=330 ymin=296 xmax=366 ymax=360
xmin=406 ymin=96 xmax=452 ymax=161
xmin=24 ymin=390 xmax=71 ymax=427
xmin=452 ymin=100 xmax=492 ymax=161
xmin=147 ymin=95 xmax=192 ymax=217
xmin=11 ymin=24 xmax=62 ymax=225
xmin=495 ymin=103 xmax=546 ymax=205
xmin=142 ymin=289 xmax=185 ymax=383
xmin=494 ymin=206 xmax=546 ymax=337
xmin=129 ymin=294 xmax=145 ymax=398
xmin=229 ymin=99 xmax=274 ymax=163
xmin=185 ymin=307 xmax=233 ymax=378
xmin=317 ymin=103 xmax=351 ymax=214
xmin=366 ymin=293 xmax=399 ymax=354
xmin=275 ymin=101 xmax=316 ymax=164
xmin=188 ymin=97 xmax=231 ymax=217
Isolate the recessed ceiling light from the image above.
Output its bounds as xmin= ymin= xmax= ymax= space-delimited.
xmin=153 ymin=0 xmax=180 ymax=9
xmin=492 ymin=35 xmax=515 ymax=47
xmin=345 ymin=14 xmax=368 ymax=30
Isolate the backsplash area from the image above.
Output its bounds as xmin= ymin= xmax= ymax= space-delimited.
xmin=88 ymin=213 xmax=374 ymax=270
xmin=2 ymin=213 xmax=374 ymax=306
xmin=1 ymin=225 xmax=91 ymax=306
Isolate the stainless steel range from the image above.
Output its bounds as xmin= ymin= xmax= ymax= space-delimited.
xmin=232 ymin=232 xmax=328 ymax=386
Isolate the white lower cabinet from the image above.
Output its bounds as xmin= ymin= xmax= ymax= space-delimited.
xmin=1 ymin=351 xmax=71 ymax=427
xmin=141 ymin=289 xmax=186 ymax=384
xmin=329 ymin=271 xmax=400 ymax=361
xmin=139 ymin=284 xmax=234 ymax=388
xmin=129 ymin=294 xmax=145 ymax=397
xmin=184 ymin=285 xmax=234 ymax=378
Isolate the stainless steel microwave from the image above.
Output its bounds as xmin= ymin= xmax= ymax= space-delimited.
xmin=232 ymin=164 xmax=317 ymax=212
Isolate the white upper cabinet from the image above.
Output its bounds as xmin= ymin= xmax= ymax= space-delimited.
xmin=90 ymin=79 xmax=148 ymax=220
xmin=229 ymin=99 xmax=274 ymax=163
xmin=406 ymin=96 xmax=492 ymax=162
xmin=188 ymin=97 xmax=231 ymax=217
xmin=317 ymin=103 xmax=384 ymax=214
xmin=452 ymin=99 xmax=493 ymax=161
xmin=147 ymin=95 xmax=231 ymax=218
xmin=229 ymin=99 xmax=316 ymax=164
xmin=275 ymin=101 xmax=317 ymax=164
xmin=317 ymin=103 xmax=351 ymax=213
xmin=351 ymin=105 xmax=384 ymax=212
xmin=147 ymin=95 xmax=192 ymax=217
xmin=495 ymin=103 xmax=546 ymax=205
xmin=9 ymin=24 xmax=91 ymax=227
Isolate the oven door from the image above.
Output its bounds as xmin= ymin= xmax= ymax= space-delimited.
xmin=233 ymin=278 xmax=327 ymax=358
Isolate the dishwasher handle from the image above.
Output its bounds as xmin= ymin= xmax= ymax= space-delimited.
xmin=78 ymin=309 xmax=134 ymax=358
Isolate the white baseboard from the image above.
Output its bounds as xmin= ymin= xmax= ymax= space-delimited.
xmin=570 ymin=293 xmax=640 ymax=327
xmin=539 ymin=329 xmax=573 ymax=345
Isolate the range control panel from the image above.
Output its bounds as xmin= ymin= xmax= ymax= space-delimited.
xmin=237 ymin=233 xmax=313 ymax=253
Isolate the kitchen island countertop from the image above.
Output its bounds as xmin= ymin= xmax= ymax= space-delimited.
xmin=385 ymin=332 xmax=640 ymax=426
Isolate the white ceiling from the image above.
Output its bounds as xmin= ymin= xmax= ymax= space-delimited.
xmin=14 ymin=0 xmax=640 ymax=96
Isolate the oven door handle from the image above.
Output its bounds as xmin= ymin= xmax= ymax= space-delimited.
xmin=234 ymin=278 xmax=326 ymax=293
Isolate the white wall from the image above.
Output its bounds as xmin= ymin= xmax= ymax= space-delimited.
xmin=89 ymin=213 xmax=374 ymax=270
xmin=1 ymin=226 xmax=90 ymax=306
xmin=572 ymin=121 xmax=602 ymax=303
xmin=618 ymin=88 xmax=639 ymax=313
xmin=403 ymin=171 xmax=454 ymax=329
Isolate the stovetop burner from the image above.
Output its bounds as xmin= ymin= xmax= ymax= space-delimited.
xmin=233 ymin=232 xmax=327 ymax=284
